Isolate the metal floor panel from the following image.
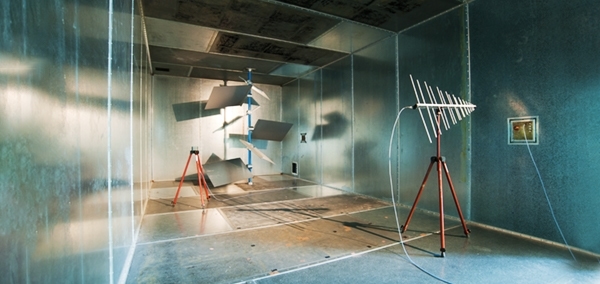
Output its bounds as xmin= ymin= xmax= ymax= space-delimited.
xmin=128 ymin=175 xmax=600 ymax=283
xmin=145 ymin=196 xmax=206 ymax=215
xmin=128 ymin=206 xmax=427 ymax=284
xmin=145 ymin=187 xmax=325 ymax=215
xmin=258 ymin=174 xmax=299 ymax=181
xmin=207 ymin=189 xmax=312 ymax=208
xmin=149 ymin=186 xmax=196 ymax=200
xmin=255 ymin=225 xmax=600 ymax=284
xmin=137 ymin=209 xmax=233 ymax=244
xmin=218 ymin=194 xmax=391 ymax=230
xmin=145 ymin=175 xmax=323 ymax=216
xmin=235 ymin=176 xmax=317 ymax=191
xmin=293 ymin=185 xmax=344 ymax=198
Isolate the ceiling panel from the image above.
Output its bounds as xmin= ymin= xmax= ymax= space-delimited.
xmin=141 ymin=0 xmax=465 ymax=85
xmin=145 ymin=17 xmax=216 ymax=52
xmin=142 ymin=0 xmax=341 ymax=44
xmin=275 ymin=0 xmax=463 ymax=32
xmin=152 ymin=62 xmax=192 ymax=77
xmin=149 ymin=45 xmax=284 ymax=74
xmin=268 ymin=63 xmax=318 ymax=78
xmin=309 ymin=21 xmax=394 ymax=53
xmin=209 ymin=32 xmax=348 ymax=66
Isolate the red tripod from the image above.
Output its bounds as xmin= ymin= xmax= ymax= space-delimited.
xmin=171 ymin=148 xmax=210 ymax=207
xmin=400 ymin=109 xmax=470 ymax=257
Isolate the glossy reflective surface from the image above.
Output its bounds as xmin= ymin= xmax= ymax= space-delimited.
xmin=470 ymin=0 xmax=600 ymax=255
xmin=282 ymin=22 xmax=470 ymax=211
xmin=397 ymin=6 xmax=471 ymax=217
xmin=4 ymin=0 xmax=599 ymax=282
xmin=128 ymin=175 xmax=600 ymax=283
xmin=151 ymin=76 xmax=283 ymax=181
xmin=0 ymin=0 xmax=150 ymax=283
xmin=353 ymin=36 xmax=399 ymax=198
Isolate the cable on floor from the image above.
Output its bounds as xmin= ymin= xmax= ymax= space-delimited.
xmin=522 ymin=125 xmax=576 ymax=261
xmin=388 ymin=105 xmax=452 ymax=284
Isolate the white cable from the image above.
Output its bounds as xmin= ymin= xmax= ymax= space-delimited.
xmin=522 ymin=125 xmax=576 ymax=261
xmin=388 ymin=106 xmax=452 ymax=284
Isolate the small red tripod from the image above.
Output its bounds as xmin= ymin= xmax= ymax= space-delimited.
xmin=400 ymin=109 xmax=470 ymax=257
xmin=171 ymin=148 xmax=210 ymax=207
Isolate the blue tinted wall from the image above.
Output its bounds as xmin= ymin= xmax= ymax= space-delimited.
xmin=0 ymin=0 xmax=151 ymax=283
xmin=397 ymin=7 xmax=471 ymax=217
xmin=470 ymin=0 xmax=600 ymax=254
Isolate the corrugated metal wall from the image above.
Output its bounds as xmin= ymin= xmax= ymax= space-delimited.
xmin=0 ymin=0 xmax=151 ymax=283
xmin=470 ymin=0 xmax=600 ymax=255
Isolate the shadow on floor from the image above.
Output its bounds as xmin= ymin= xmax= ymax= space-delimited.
xmin=127 ymin=175 xmax=600 ymax=284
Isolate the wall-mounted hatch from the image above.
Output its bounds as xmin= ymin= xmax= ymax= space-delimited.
xmin=508 ymin=116 xmax=539 ymax=145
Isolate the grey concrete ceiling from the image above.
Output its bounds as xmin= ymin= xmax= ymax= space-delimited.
xmin=142 ymin=0 xmax=463 ymax=85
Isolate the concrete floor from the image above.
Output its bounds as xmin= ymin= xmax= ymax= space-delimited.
xmin=126 ymin=175 xmax=600 ymax=283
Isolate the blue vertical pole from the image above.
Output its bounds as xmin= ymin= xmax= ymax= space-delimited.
xmin=247 ymin=68 xmax=253 ymax=185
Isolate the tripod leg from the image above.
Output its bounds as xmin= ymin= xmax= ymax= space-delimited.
xmin=401 ymin=159 xmax=436 ymax=233
xmin=198 ymin=163 xmax=211 ymax=200
xmin=194 ymin=154 xmax=207 ymax=207
xmin=172 ymin=153 xmax=193 ymax=206
xmin=442 ymin=161 xmax=471 ymax=236
xmin=437 ymin=158 xmax=446 ymax=257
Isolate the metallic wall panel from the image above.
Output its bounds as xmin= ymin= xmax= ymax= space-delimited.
xmin=152 ymin=76 xmax=209 ymax=181
xmin=353 ymin=36 xmax=399 ymax=199
xmin=397 ymin=7 xmax=471 ymax=218
xmin=279 ymin=9 xmax=470 ymax=209
xmin=152 ymin=77 xmax=283 ymax=181
xmin=133 ymin=23 xmax=152 ymax=230
xmin=320 ymin=57 xmax=353 ymax=191
xmin=0 ymin=0 xmax=150 ymax=282
xmin=281 ymin=81 xmax=300 ymax=175
xmin=297 ymin=72 xmax=322 ymax=183
xmin=470 ymin=0 xmax=600 ymax=254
